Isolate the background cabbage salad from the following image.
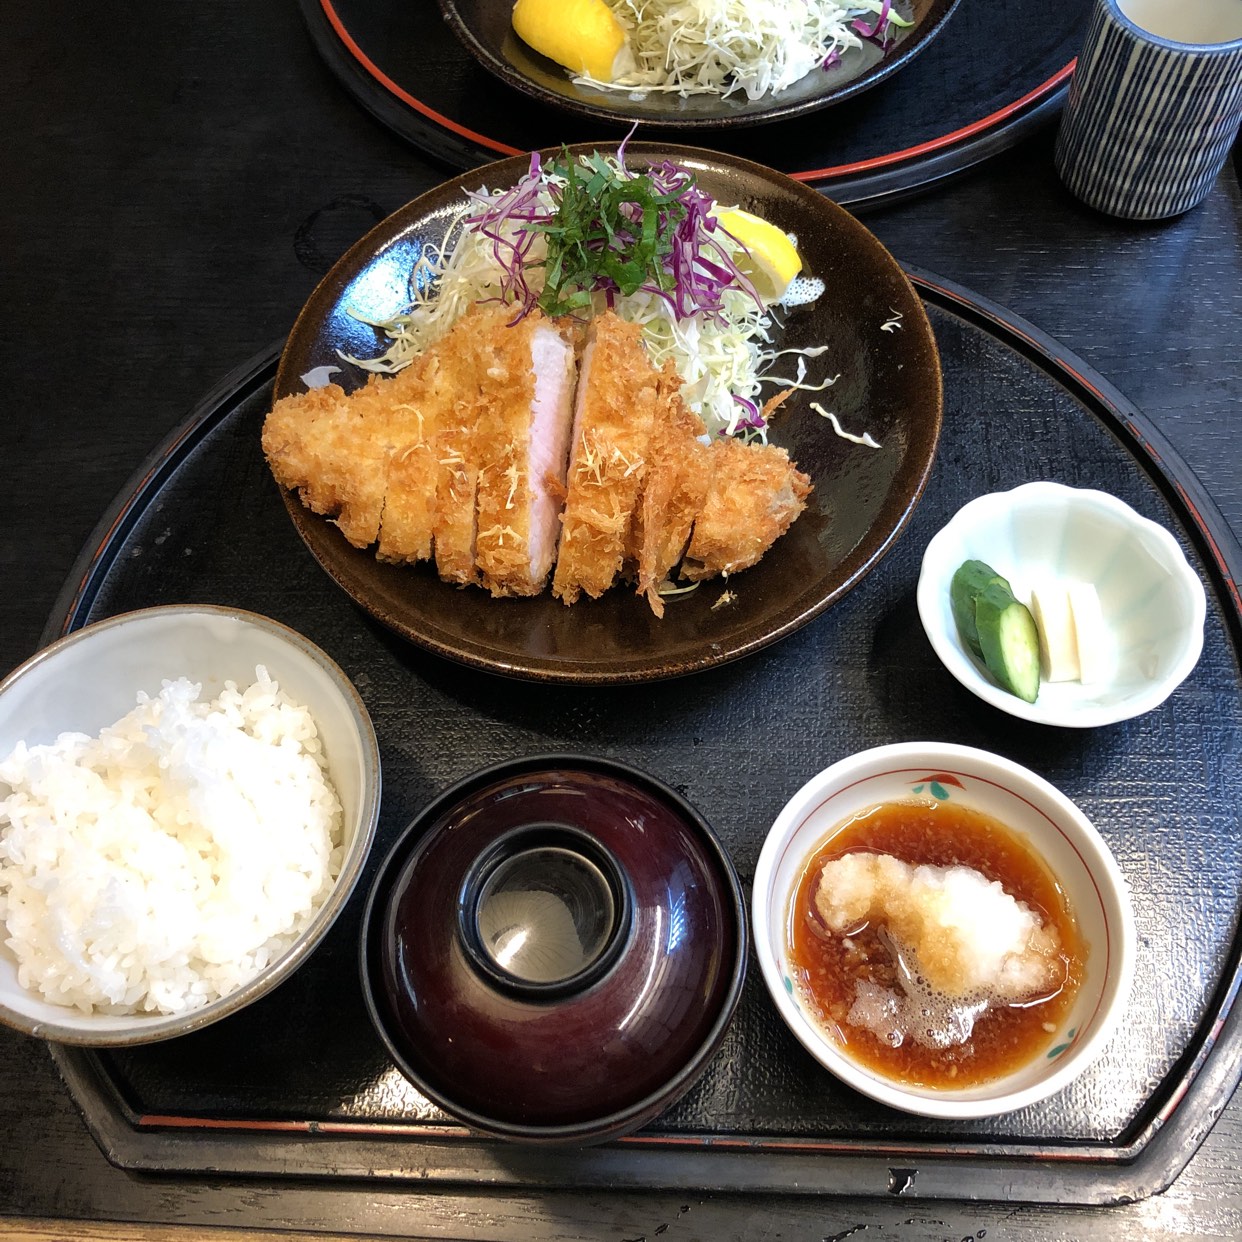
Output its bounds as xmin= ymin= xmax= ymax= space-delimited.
xmin=582 ymin=0 xmax=911 ymax=100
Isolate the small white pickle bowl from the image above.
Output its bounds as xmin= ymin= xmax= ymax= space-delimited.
xmin=0 ymin=605 xmax=381 ymax=1046
xmin=752 ymin=741 xmax=1136 ymax=1120
xmin=917 ymin=480 xmax=1206 ymax=727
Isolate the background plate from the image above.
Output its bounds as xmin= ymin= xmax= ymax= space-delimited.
xmin=437 ymin=0 xmax=960 ymax=130
xmin=274 ymin=144 xmax=943 ymax=684
xmin=298 ymin=0 xmax=1088 ymax=203
xmin=47 ymin=273 xmax=1242 ymax=1204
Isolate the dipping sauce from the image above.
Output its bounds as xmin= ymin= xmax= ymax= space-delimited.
xmin=788 ymin=799 xmax=1085 ymax=1089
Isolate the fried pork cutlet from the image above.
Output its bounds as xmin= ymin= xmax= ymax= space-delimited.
xmin=430 ymin=401 xmax=482 ymax=586
xmin=552 ymin=313 xmax=658 ymax=605
xmin=263 ymin=302 xmax=579 ymax=593
xmin=423 ymin=305 xmax=505 ymax=586
xmin=679 ymin=437 xmax=813 ymax=582
xmin=265 ymin=300 xmax=816 ymax=612
xmin=627 ymin=367 xmax=711 ymax=618
xmin=473 ymin=308 xmax=577 ymax=597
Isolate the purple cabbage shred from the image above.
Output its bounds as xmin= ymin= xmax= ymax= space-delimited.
xmin=853 ymin=0 xmax=893 ymax=43
xmin=729 ymin=396 xmax=766 ymax=433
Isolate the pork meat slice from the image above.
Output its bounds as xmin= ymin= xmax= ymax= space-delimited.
xmin=473 ymin=309 xmax=577 ymax=596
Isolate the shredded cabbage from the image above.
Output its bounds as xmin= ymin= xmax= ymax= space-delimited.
xmin=348 ymin=153 xmax=832 ymax=440
xmin=579 ymin=0 xmax=912 ymax=100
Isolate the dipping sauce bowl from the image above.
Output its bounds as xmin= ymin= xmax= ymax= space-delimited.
xmin=752 ymin=742 xmax=1136 ymax=1119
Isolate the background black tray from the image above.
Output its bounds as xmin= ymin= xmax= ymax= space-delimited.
xmin=299 ymin=0 xmax=1088 ymax=205
xmin=51 ymin=273 xmax=1242 ymax=1205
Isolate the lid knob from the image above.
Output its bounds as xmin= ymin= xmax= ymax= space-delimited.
xmin=458 ymin=824 xmax=632 ymax=998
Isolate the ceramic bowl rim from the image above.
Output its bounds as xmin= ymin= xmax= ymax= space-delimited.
xmin=1105 ymin=0 xmax=1242 ymax=53
xmin=359 ymin=752 xmax=749 ymax=1144
xmin=751 ymin=740 xmax=1137 ymax=1120
xmin=0 ymin=604 xmax=382 ymax=1046
xmin=916 ymin=480 xmax=1207 ymax=727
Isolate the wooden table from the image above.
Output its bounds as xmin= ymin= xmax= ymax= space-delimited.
xmin=2 ymin=3 xmax=1240 ymax=1237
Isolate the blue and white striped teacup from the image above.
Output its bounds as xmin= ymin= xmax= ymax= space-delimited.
xmin=1055 ymin=0 xmax=1242 ymax=220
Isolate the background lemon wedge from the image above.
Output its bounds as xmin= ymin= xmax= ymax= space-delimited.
xmin=512 ymin=0 xmax=633 ymax=82
xmin=714 ymin=208 xmax=803 ymax=304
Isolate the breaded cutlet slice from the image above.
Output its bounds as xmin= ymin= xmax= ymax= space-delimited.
xmin=431 ymin=421 xmax=480 ymax=586
xmin=552 ymin=313 xmax=658 ymax=605
xmin=627 ymin=368 xmax=711 ymax=617
xmin=420 ymin=304 xmax=516 ymax=586
xmin=262 ymin=372 xmax=424 ymax=549
xmin=375 ymin=348 xmax=451 ymax=564
xmin=376 ymin=310 xmax=489 ymax=565
xmin=679 ymin=438 xmax=813 ymax=581
xmin=473 ymin=308 xmax=577 ymax=597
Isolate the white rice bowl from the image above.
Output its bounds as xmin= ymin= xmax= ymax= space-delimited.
xmin=0 ymin=606 xmax=381 ymax=1046
xmin=0 ymin=670 xmax=342 ymax=1016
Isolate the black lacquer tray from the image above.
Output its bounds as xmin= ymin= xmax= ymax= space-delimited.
xmin=298 ymin=0 xmax=1088 ymax=205
xmin=49 ymin=273 xmax=1242 ymax=1205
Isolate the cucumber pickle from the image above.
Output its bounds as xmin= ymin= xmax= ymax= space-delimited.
xmin=949 ymin=560 xmax=1040 ymax=703
xmin=950 ymin=560 xmax=1013 ymax=657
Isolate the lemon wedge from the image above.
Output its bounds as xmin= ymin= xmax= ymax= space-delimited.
xmin=714 ymin=207 xmax=803 ymax=305
xmin=512 ymin=0 xmax=634 ymax=82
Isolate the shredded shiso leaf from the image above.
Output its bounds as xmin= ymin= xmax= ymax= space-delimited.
xmin=464 ymin=147 xmax=764 ymax=322
xmin=577 ymin=0 xmax=912 ymax=101
xmin=349 ymin=146 xmax=838 ymax=440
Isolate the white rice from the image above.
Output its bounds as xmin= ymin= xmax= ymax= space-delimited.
xmin=0 ymin=668 xmax=343 ymax=1015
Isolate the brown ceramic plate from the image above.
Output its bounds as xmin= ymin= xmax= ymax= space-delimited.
xmin=435 ymin=0 xmax=962 ymax=129
xmin=273 ymin=143 xmax=942 ymax=684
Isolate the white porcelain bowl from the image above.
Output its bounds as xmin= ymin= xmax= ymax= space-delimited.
xmin=752 ymin=742 xmax=1135 ymax=1119
xmin=917 ymin=481 xmax=1206 ymax=727
xmin=0 ymin=606 xmax=381 ymax=1045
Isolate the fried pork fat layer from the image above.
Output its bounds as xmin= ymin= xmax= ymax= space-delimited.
xmin=262 ymin=307 xmax=812 ymax=610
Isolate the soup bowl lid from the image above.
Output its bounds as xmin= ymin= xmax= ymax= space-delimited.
xmin=359 ymin=754 xmax=747 ymax=1144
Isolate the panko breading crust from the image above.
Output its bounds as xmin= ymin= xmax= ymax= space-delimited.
xmin=627 ymin=367 xmax=711 ymax=618
xmin=681 ymin=437 xmax=812 ymax=581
